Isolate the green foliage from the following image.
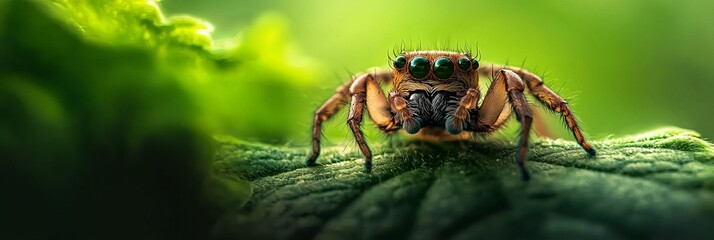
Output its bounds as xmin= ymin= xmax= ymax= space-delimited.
xmin=0 ymin=0 xmax=215 ymax=238
xmin=49 ymin=0 xmax=212 ymax=49
xmin=212 ymin=128 xmax=714 ymax=239
xmin=46 ymin=0 xmax=320 ymax=142
xmin=0 ymin=0 xmax=293 ymax=238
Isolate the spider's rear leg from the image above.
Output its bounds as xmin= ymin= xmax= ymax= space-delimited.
xmin=307 ymin=70 xmax=394 ymax=167
xmin=472 ymin=69 xmax=534 ymax=180
xmin=480 ymin=65 xmax=596 ymax=156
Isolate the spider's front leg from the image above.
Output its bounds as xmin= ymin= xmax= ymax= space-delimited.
xmin=480 ymin=65 xmax=596 ymax=156
xmin=307 ymin=69 xmax=399 ymax=170
xmin=471 ymin=69 xmax=534 ymax=180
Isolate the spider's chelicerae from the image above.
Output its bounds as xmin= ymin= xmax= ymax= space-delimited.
xmin=307 ymin=50 xmax=596 ymax=180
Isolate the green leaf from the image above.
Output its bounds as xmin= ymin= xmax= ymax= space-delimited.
xmin=212 ymin=128 xmax=714 ymax=239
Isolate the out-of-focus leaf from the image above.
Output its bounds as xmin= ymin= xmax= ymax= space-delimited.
xmin=0 ymin=0 xmax=232 ymax=238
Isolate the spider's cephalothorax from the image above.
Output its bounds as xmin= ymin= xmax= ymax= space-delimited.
xmin=307 ymin=50 xmax=596 ymax=180
xmin=391 ymin=51 xmax=479 ymax=136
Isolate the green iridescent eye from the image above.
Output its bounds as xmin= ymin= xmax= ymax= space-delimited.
xmin=409 ymin=57 xmax=429 ymax=79
xmin=472 ymin=59 xmax=480 ymax=70
xmin=458 ymin=57 xmax=471 ymax=71
xmin=394 ymin=56 xmax=407 ymax=69
xmin=433 ymin=58 xmax=454 ymax=79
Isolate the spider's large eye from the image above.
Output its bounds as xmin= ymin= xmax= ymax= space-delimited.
xmin=394 ymin=56 xmax=407 ymax=69
xmin=409 ymin=57 xmax=429 ymax=79
xmin=472 ymin=58 xmax=480 ymax=70
xmin=433 ymin=57 xmax=454 ymax=79
xmin=458 ymin=57 xmax=471 ymax=71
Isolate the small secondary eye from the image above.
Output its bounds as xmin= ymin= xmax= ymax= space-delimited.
xmin=433 ymin=58 xmax=454 ymax=79
xmin=394 ymin=56 xmax=407 ymax=69
xmin=409 ymin=57 xmax=429 ymax=79
xmin=458 ymin=57 xmax=471 ymax=71
xmin=472 ymin=59 xmax=480 ymax=70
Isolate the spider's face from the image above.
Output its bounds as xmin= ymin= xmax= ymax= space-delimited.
xmin=392 ymin=51 xmax=479 ymax=95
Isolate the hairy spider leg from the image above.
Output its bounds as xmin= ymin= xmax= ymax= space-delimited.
xmin=530 ymin=103 xmax=554 ymax=138
xmin=471 ymin=70 xmax=534 ymax=180
xmin=479 ymin=65 xmax=596 ymax=156
xmin=346 ymin=72 xmax=401 ymax=169
xmin=307 ymin=70 xmax=397 ymax=169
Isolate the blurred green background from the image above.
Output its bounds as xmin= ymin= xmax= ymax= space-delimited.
xmin=161 ymin=0 xmax=714 ymax=142
xmin=2 ymin=0 xmax=714 ymax=238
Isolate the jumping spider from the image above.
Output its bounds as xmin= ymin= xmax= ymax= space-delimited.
xmin=307 ymin=50 xmax=596 ymax=180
